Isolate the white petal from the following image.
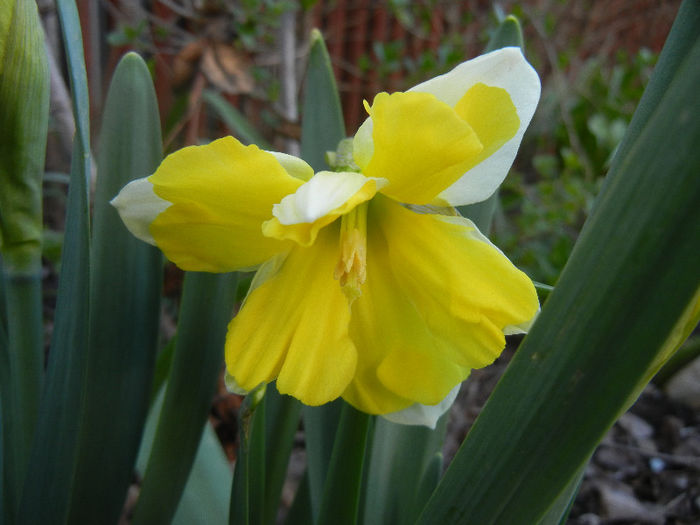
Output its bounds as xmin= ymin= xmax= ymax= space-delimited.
xmin=224 ymin=370 xmax=249 ymax=395
xmin=267 ymin=151 xmax=314 ymax=181
xmin=381 ymin=383 xmax=460 ymax=428
xmin=411 ymin=47 xmax=541 ymax=206
xmin=110 ymin=177 xmax=170 ymax=245
xmin=504 ymin=310 xmax=539 ymax=335
xmin=272 ymin=171 xmax=385 ymax=225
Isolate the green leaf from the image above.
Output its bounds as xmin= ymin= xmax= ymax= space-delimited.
xmin=0 ymin=1 xmax=49 ymax=520
xmin=172 ymin=422 xmax=233 ymax=525
xmin=263 ymin=387 xmax=301 ymax=525
xmin=363 ymin=416 xmax=447 ymax=525
xmin=136 ymin=385 xmax=233 ymax=525
xmin=300 ymin=29 xmax=346 ymax=172
xmin=536 ymin=461 xmax=586 ymax=525
xmin=417 ymin=3 xmax=700 ymax=522
xmin=203 ymin=90 xmax=272 ymax=149
xmin=68 ymin=52 xmax=164 ymax=525
xmin=317 ymin=403 xmax=371 ymax=525
xmin=17 ymin=1 xmax=92 ymax=521
xmin=133 ymin=271 xmax=238 ymax=525
xmin=284 ymin=471 xmax=312 ymax=525
xmin=301 ymin=401 xmax=342 ymax=518
xmin=458 ymin=15 xmax=524 ymax=235
xmin=485 ymin=15 xmax=525 ymax=53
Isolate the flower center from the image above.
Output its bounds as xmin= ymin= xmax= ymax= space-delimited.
xmin=334 ymin=202 xmax=368 ymax=303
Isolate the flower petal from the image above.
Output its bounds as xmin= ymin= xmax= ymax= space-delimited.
xmin=145 ymin=136 xmax=303 ymax=272
xmin=267 ymin=150 xmax=315 ymax=181
xmin=110 ymin=177 xmax=170 ymax=245
xmin=342 ymin=200 xmax=471 ymax=414
xmin=374 ymin=196 xmax=539 ymax=368
xmin=411 ymin=47 xmax=540 ymax=206
xmin=355 ymin=91 xmax=484 ymax=205
xmin=381 ymin=382 xmax=462 ymax=428
xmin=262 ymin=171 xmax=385 ymax=247
xmin=225 ymin=224 xmax=357 ymax=406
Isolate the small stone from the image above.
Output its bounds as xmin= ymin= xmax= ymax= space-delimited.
xmin=665 ymin=356 xmax=700 ymax=408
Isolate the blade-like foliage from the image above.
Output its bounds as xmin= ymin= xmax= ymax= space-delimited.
xmin=317 ymin=404 xmax=371 ymax=525
xmin=203 ymin=90 xmax=272 ymax=149
xmin=68 ymin=52 xmax=163 ymax=524
xmin=418 ymin=3 xmax=700 ymax=522
xmin=18 ymin=0 xmax=92 ymax=521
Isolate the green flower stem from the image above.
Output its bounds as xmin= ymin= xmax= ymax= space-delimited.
xmin=263 ymin=388 xmax=302 ymax=525
xmin=134 ymin=271 xmax=238 ymax=525
xmin=230 ymin=387 xmax=267 ymax=525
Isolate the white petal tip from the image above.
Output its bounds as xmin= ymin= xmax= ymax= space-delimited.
xmin=111 ymin=177 xmax=170 ymax=246
xmin=380 ymin=383 xmax=461 ymax=428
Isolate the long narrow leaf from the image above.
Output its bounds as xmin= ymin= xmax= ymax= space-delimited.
xmin=134 ymin=271 xmax=238 ymax=525
xmin=68 ymin=52 xmax=163 ymax=524
xmin=263 ymin=387 xmax=301 ymax=525
xmin=363 ymin=417 xmax=447 ymax=525
xmin=300 ymin=28 xmax=346 ymax=171
xmin=203 ymin=90 xmax=272 ymax=149
xmin=317 ymin=404 xmax=371 ymax=525
xmin=18 ymin=0 xmax=92 ymax=520
xmin=136 ymin=385 xmax=233 ymax=525
xmin=418 ymin=3 xmax=700 ymax=522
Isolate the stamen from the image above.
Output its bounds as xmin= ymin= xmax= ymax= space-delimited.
xmin=334 ymin=202 xmax=368 ymax=303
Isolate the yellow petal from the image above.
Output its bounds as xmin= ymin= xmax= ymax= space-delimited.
xmin=225 ymin=224 xmax=357 ymax=406
xmin=454 ymin=82 xmax=519 ymax=170
xmin=357 ymin=91 xmax=483 ymax=205
xmin=342 ymin=201 xmax=470 ymax=414
xmin=148 ymin=137 xmax=303 ymax=272
xmin=373 ymin=196 xmax=539 ymax=369
xmin=411 ymin=48 xmax=541 ymax=206
xmin=262 ymin=171 xmax=384 ymax=247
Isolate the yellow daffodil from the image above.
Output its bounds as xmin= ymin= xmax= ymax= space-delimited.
xmin=112 ymin=47 xmax=541 ymax=427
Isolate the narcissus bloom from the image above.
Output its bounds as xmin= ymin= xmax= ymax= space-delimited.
xmin=113 ymin=47 xmax=541 ymax=427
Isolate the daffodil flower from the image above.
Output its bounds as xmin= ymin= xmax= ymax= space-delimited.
xmin=112 ymin=47 xmax=541 ymax=427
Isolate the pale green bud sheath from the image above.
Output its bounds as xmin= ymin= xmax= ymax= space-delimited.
xmin=0 ymin=0 xmax=50 ymax=273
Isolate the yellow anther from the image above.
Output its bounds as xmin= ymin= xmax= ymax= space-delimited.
xmin=334 ymin=203 xmax=368 ymax=303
